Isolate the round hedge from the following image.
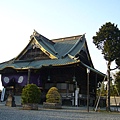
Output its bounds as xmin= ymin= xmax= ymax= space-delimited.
xmin=46 ymin=87 xmax=61 ymax=103
xmin=21 ymin=84 xmax=41 ymax=104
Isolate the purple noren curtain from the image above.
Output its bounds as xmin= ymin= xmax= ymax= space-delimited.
xmin=1 ymin=73 xmax=41 ymax=87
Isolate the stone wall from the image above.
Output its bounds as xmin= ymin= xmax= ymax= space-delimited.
xmin=110 ymin=96 xmax=120 ymax=106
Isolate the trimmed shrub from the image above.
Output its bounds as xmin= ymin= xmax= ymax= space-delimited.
xmin=46 ymin=87 xmax=61 ymax=103
xmin=21 ymin=84 xmax=41 ymax=104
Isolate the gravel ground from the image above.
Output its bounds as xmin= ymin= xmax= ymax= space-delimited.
xmin=0 ymin=104 xmax=120 ymax=120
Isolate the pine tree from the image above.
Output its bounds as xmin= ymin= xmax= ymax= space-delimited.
xmin=93 ymin=22 xmax=120 ymax=111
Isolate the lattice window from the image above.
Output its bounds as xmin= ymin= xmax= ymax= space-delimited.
xmin=20 ymin=48 xmax=49 ymax=60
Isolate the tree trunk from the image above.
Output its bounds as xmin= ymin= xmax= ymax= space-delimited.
xmin=106 ymin=62 xmax=111 ymax=112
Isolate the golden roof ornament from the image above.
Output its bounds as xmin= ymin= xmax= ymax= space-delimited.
xmin=33 ymin=29 xmax=40 ymax=37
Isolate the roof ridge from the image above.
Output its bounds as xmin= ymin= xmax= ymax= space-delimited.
xmin=33 ymin=30 xmax=58 ymax=55
xmin=40 ymin=37 xmax=58 ymax=55
xmin=52 ymin=35 xmax=82 ymax=42
xmin=62 ymin=34 xmax=85 ymax=58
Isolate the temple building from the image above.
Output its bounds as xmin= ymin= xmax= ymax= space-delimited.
xmin=0 ymin=30 xmax=105 ymax=106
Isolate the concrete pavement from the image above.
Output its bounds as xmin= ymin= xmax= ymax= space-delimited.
xmin=0 ymin=102 xmax=120 ymax=120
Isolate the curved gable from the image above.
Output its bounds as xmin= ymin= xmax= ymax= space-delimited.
xmin=15 ymin=30 xmax=58 ymax=61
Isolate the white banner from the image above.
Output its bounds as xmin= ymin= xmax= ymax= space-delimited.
xmin=1 ymin=88 xmax=6 ymax=102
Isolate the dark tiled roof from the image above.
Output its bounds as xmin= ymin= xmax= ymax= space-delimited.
xmin=35 ymin=35 xmax=58 ymax=56
xmin=0 ymin=56 xmax=79 ymax=70
xmin=34 ymin=32 xmax=85 ymax=59
xmin=54 ymin=39 xmax=78 ymax=57
xmin=0 ymin=31 xmax=104 ymax=77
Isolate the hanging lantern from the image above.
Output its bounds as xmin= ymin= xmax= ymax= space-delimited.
xmin=73 ymin=76 xmax=76 ymax=82
xmin=47 ymin=76 xmax=50 ymax=81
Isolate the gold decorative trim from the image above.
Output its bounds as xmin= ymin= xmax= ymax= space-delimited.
xmin=42 ymin=60 xmax=80 ymax=67
xmin=34 ymin=37 xmax=58 ymax=59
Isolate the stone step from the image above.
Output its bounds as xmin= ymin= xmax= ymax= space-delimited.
xmin=14 ymin=96 xmax=21 ymax=105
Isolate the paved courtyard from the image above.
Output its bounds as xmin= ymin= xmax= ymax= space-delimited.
xmin=0 ymin=104 xmax=120 ymax=120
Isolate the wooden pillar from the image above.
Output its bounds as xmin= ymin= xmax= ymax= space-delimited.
xmin=95 ymin=74 xmax=98 ymax=100
xmin=27 ymin=68 xmax=31 ymax=84
xmin=87 ymin=68 xmax=90 ymax=112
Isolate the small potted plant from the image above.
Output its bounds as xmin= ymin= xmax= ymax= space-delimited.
xmin=21 ymin=84 xmax=41 ymax=110
xmin=43 ymin=87 xmax=62 ymax=109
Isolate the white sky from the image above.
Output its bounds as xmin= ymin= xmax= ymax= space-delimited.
xmin=0 ymin=0 xmax=120 ymax=89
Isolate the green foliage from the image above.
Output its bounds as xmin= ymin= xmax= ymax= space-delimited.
xmin=114 ymin=71 xmax=120 ymax=95
xmin=93 ymin=22 xmax=120 ymax=67
xmin=97 ymin=83 xmax=107 ymax=96
xmin=97 ymin=81 xmax=119 ymax=96
xmin=110 ymin=84 xmax=118 ymax=96
xmin=46 ymin=87 xmax=61 ymax=103
xmin=21 ymin=84 xmax=41 ymax=104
